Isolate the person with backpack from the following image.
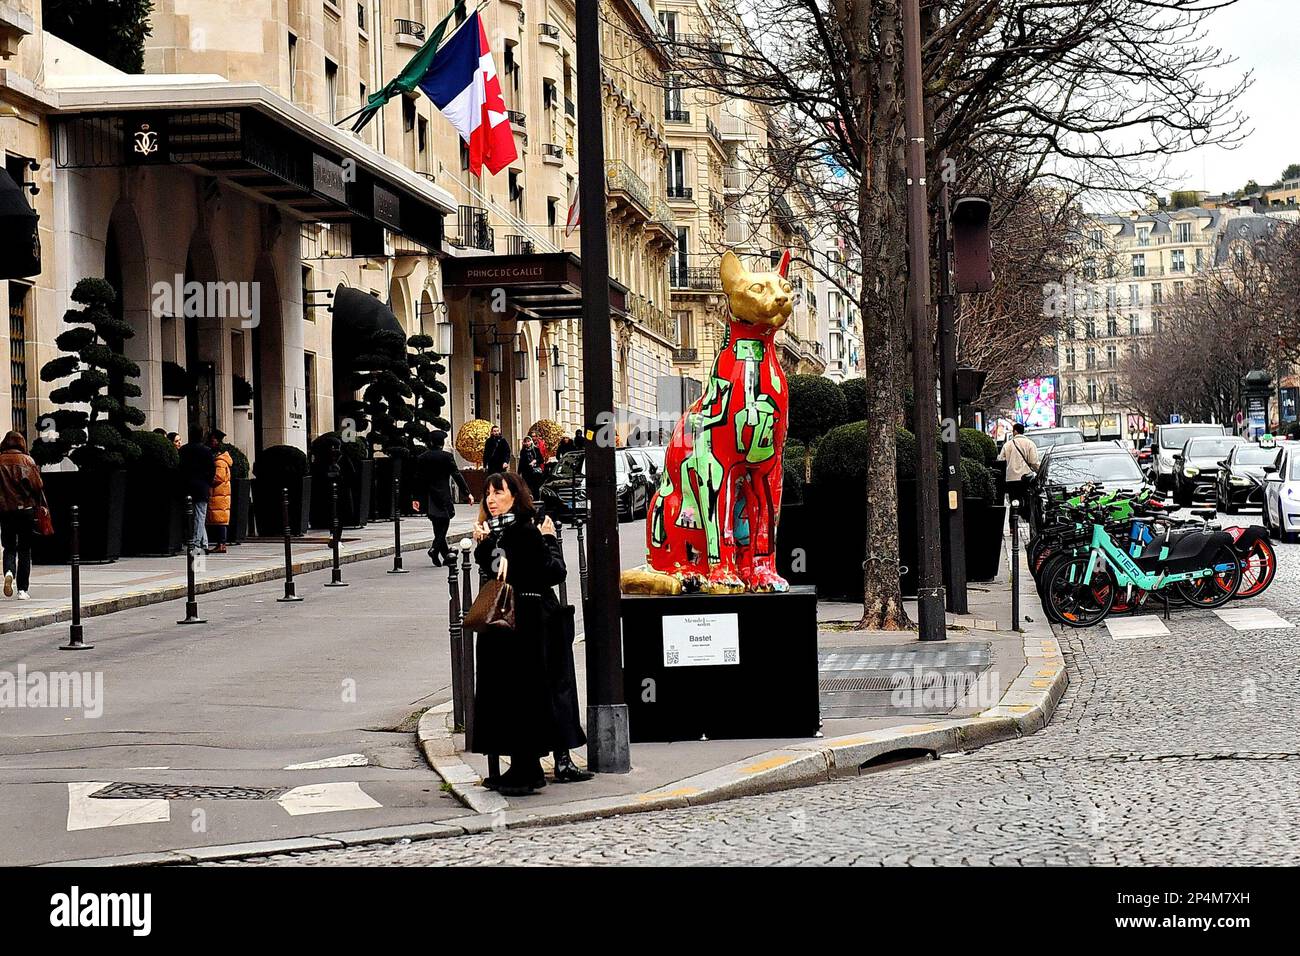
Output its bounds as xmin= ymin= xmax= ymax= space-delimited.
xmin=0 ymin=431 xmax=47 ymax=600
xmin=998 ymin=423 xmax=1040 ymax=512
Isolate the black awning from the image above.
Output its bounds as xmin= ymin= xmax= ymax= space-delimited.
xmin=441 ymin=251 xmax=628 ymax=321
xmin=0 ymin=169 xmax=40 ymax=280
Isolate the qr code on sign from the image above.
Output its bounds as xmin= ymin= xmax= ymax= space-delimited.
xmin=723 ymin=648 xmax=737 ymax=663
xmin=666 ymin=649 xmax=679 ymax=665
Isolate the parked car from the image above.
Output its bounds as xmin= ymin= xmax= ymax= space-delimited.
xmin=1263 ymin=443 xmax=1300 ymax=543
xmin=1152 ymin=422 xmax=1228 ymax=491
xmin=1023 ymin=426 xmax=1086 ymax=453
xmin=1028 ymin=441 xmax=1148 ymax=531
xmin=537 ymin=449 xmax=652 ymax=524
xmin=623 ymin=446 xmax=661 ymax=483
xmin=638 ymin=445 xmax=667 ymax=477
xmin=1172 ymin=435 xmax=1245 ymax=506
xmin=1216 ymin=441 xmax=1278 ymax=513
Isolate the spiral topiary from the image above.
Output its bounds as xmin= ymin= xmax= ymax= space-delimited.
xmin=455 ymin=419 xmax=493 ymax=465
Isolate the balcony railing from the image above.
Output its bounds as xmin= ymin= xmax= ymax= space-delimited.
xmin=505 ymin=234 xmax=535 ymax=256
xmin=772 ymin=195 xmax=797 ymax=233
xmin=606 ymin=160 xmax=653 ymax=213
xmin=670 ymin=264 xmax=722 ymax=291
xmin=394 ymin=18 xmax=425 ymax=41
xmin=709 ymin=195 xmax=725 ymax=220
xmin=541 ymin=143 xmax=564 ymax=162
xmin=538 ymin=22 xmax=560 ymax=40
xmin=672 ymin=347 xmax=699 ymax=363
xmin=507 ymin=109 xmax=526 ymax=128
xmin=453 ymin=205 xmax=494 ymax=252
xmin=651 ymin=197 xmax=677 ymax=232
xmin=666 ymin=183 xmax=693 ymax=200
xmin=628 ymin=293 xmax=674 ymax=341
xmin=705 ymin=116 xmax=724 ymax=146
xmin=665 ymin=108 xmax=690 ymax=123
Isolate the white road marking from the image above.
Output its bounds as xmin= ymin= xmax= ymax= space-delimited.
xmin=283 ymin=754 xmax=369 ymax=771
xmin=1106 ymin=616 xmax=1171 ymax=640
xmin=1213 ymin=607 xmax=1295 ymax=631
xmin=276 ymin=782 xmax=380 ymax=816
xmin=125 ymin=766 xmax=171 ymax=771
xmin=66 ymin=782 xmax=169 ymax=832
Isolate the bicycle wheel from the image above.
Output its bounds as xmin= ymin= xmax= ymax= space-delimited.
xmin=1175 ymin=544 xmax=1242 ymax=610
xmin=1234 ymin=536 xmax=1277 ymax=600
xmin=1045 ymin=555 xmax=1115 ymax=627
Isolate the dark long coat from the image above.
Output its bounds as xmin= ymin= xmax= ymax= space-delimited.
xmin=472 ymin=518 xmax=585 ymax=757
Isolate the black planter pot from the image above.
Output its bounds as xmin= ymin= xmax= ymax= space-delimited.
xmin=228 ymin=478 xmax=253 ymax=544
xmin=122 ymin=473 xmax=185 ymax=556
xmin=775 ymin=502 xmax=816 ymax=588
xmin=252 ymin=475 xmax=311 ymax=536
xmin=964 ymin=500 xmax=1008 ymax=582
xmin=33 ymin=469 xmax=127 ymax=564
xmin=370 ymin=457 xmax=396 ymax=521
xmin=811 ymin=477 xmax=921 ymax=600
xmin=310 ymin=459 xmax=372 ymax=530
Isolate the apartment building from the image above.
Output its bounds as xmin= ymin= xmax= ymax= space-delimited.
xmin=1056 ymin=206 xmax=1236 ymax=441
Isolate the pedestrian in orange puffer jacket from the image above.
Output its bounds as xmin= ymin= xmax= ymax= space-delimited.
xmin=206 ymin=429 xmax=233 ymax=554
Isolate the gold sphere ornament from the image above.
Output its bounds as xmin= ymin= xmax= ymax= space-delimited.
xmin=528 ymin=418 xmax=565 ymax=454
xmin=455 ymin=419 xmax=493 ymax=465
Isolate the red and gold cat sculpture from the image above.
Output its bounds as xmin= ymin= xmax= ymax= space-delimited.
xmin=622 ymin=250 xmax=793 ymax=595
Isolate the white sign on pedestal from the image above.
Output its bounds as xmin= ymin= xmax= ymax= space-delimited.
xmin=662 ymin=613 xmax=740 ymax=667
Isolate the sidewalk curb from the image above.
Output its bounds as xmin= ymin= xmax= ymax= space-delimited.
xmin=0 ymin=531 xmax=449 ymax=636
xmin=37 ymin=628 xmax=1065 ymax=867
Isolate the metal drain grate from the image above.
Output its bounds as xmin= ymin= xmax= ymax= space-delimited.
xmin=817 ymin=643 xmax=992 ymax=718
xmin=91 ymin=783 xmax=287 ymax=801
xmin=819 ymin=675 xmax=899 ymax=692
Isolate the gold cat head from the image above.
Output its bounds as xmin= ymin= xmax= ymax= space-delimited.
xmin=719 ymin=250 xmax=794 ymax=330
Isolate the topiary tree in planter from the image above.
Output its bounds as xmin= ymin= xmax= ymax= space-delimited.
xmin=253 ymin=444 xmax=311 ymax=536
xmin=122 ymin=429 xmax=185 ymax=556
xmin=32 ymin=276 xmax=145 ymax=470
xmin=959 ymin=427 xmax=998 ymax=467
xmin=405 ymin=334 xmax=451 ymax=449
xmin=787 ymin=374 xmax=847 ymax=447
xmin=337 ymin=327 xmax=413 ymax=457
xmin=839 ymin=377 xmax=869 ymax=424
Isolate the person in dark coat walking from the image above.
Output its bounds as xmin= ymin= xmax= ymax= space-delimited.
xmin=0 ymin=431 xmax=46 ymax=600
xmin=178 ymin=425 xmax=216 ymax=550
xmin=482 ymin=424 xmax=511 ymax=475
xmin=517 ymin=434 xmax=545 ymax=498
xmin=472 ymin=472 xmax=589 ymax=794
xmin=414 ymin=430 xmax=473 ymax=566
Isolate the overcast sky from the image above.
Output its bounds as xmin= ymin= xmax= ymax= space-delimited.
xmin=1170 ymin=0 xmax=1299 ymax=193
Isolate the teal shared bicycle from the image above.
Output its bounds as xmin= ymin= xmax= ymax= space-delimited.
xmin=1043 ymin=513 xmax=1241 ymax=628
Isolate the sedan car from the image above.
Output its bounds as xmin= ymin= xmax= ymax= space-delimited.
xmin=1216 ymin=441 xmax=1279 ymax=513
xmin=1023 ymin=427 xmax=1086 ymax=453
xmin=1152 ymin=422 xmax=1228 ymax=492
xmin=1173 ymin=435 xmax=1245 ymax=506
xmin=1263 ymin=443 xmax=1300 ymax=543
xmin=1027 ymin=441 xmax=1148 ymax=531
xmin=537 ymin=449 xmax=652 ymax=525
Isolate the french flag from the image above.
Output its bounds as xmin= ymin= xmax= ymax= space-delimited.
xmin=418 ymin=12 xmax=517 ymax=177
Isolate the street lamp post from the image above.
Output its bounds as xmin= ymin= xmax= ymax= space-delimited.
xmin=576 ymin=0 xmax=630 ymax=772
xmin=901 ymin=0 xmax=946 ymax=640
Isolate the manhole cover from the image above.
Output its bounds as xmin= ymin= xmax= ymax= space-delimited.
xmin=91 ymin=783 xmax=287 ymax=801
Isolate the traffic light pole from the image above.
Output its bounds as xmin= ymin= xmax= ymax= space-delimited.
xmin=902 ymin=0 xmax=946 ymax=640
xmin=576 ymin=0 xmax=630 ymax=772
xmin=936 ymin=181 xmax=968 ymax=614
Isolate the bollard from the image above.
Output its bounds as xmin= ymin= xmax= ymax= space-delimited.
xmin=575 ymin=519 xmax=589 ymax=603
xmin=324 ymin=479 xmax=348 ymax=587
xmin=554 ymin=521 xmax=568 ymax=606
xmin=1010 ymin=499 xmax=1021 ymax=632
xmin=59 ymin=504 xmax=94 ymax=650
xmin=177 ymin=496 xmax=206 ymax=625
xmin=457 ymin=539 xmax=478 ymax=756
xmin=277 ymin=487 xmax=302 ymax=602
xmin=388 ymin=458 xmax=408 ymax=574
xmin=448 ymin=541 xmax=465 ymax=730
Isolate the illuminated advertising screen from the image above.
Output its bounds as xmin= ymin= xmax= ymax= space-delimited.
xmin=1015 ymin=376 xmax=1057 ymax=430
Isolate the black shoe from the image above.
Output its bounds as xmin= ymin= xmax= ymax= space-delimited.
xmin=553 ymin=751 xmax=594 ymax=783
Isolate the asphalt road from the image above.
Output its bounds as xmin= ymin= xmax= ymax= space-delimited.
xmin=0 ymin=520 xmax=645 ymax=866
xmin=217 ymin=505 xmax=1300 ymax=867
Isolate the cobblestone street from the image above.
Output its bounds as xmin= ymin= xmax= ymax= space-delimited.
xmin=219 ymin=527 xmax=1300 ymax=867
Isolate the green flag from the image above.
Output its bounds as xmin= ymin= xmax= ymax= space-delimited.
xmin=349 ymin=1 xmax=467 ymax=134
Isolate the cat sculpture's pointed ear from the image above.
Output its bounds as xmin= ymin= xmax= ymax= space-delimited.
xmin=720 ymin=250 xmax=746 ymax=293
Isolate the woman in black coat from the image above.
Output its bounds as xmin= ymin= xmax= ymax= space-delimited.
xmin=472 ymin=472 xmax=590 ymax=794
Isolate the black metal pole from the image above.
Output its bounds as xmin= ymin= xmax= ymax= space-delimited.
xmin=575 ymin=518 xmax=589 ymax=603
xmin=60 ymin=504 xmax=93 ymax=650
xmin=448 ymin=542 xmax=464 ymax=730
xmin=902 ymin=0 xmax=945 ymax=641
xmin=576 ymin=0 xmax=629 ymax=773
xmin=325 ymin=478 xmax=348 ymax=587
xmin=278 ymin=487 xmax=302 ymax=602
xmin=177 ymin=496 xmax=206 ymax=625
xmin=388 ymin=457 xmax=408 ymax=574
xmin=459 ymin=541 xmax=475 ymax=749
xmin=1010 ymin=498 xmax=1021 ymax=632
xmin=936 ymin=180 xmax=968 ymax=614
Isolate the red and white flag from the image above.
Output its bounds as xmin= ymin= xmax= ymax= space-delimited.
xmin=565 ymin=177 xmax=580 ymax=236
xmin=419 ymin=11 xmax=517 ymax=176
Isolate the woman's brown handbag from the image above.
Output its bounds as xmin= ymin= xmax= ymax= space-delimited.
xmin=464 ymin=578 xmax=516 ymax=632
xmin=34 ymin=504 xmax=54 ymax=537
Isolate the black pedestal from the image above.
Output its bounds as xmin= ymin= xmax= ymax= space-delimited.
xmin=621 ymin=586 xmax=820 ymax=742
